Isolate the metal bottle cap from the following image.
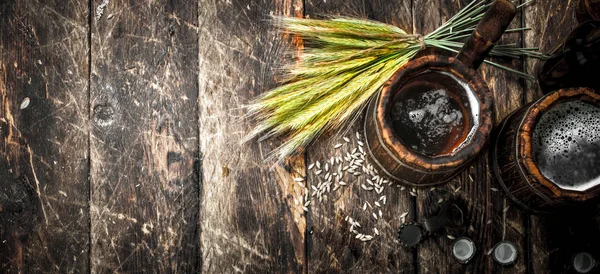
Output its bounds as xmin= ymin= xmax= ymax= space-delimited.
xmin=397 ymin=201 xmax=465 ymax=248
xmin=452 ymin=237 xmax=476 ymax=264
xmin=493 ymin=241 xmax=518 ymax=266
xmin=398 ymin=222 xmax=423 ymax=248
xmin=573 ymin=252 xmax=596 ymax=273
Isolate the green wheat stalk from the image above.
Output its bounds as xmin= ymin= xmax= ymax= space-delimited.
xmin=246 ymin=0 xmax=546 ymax=162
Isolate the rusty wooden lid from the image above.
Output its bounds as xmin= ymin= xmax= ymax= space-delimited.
xmin=376 ymin=55 xmax=493 ymax=172
xmin=517 ymin=87 xmax=600 ymax=201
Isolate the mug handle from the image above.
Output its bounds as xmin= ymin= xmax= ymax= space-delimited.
xmin=456 ymin=0 xmax=517 ymax=70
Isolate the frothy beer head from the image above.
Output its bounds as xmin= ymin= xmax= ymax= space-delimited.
xmin=532 ymin=100 xmax=600 ymax=191
xmin=389 ymin=71 xmax=480 ymax=157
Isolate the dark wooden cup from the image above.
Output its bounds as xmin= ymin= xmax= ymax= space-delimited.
xmin=363 ymin=0 xmax=516 ymax=187
xmin=577 ymin=0 xmax=600 ymax=23
xmin=491 ymin=88 xmax=600 ymax=214
xmin=538 ymin=20 xmax=600 ymax=94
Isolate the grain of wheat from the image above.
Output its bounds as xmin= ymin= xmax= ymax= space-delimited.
xmin=20 ymin=98 xmax=30 ymax=109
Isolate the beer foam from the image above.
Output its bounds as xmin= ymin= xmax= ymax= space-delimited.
xmin=406 ymin=89 xmax=464 ymax=141
xmin=390 ymin=71 xmax=480 ymax=156
xmin=532 ymin=100 xmax=600 ymax=191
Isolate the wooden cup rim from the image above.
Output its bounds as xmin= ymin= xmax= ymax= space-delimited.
xmin=375 ymin=55 xmax=493 ymax=172
xmin=517 ymin=87 xmax=600 ymax=200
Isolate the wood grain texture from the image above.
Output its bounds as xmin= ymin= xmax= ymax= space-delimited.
xmin=0 ymin=0 xmax=596 ymax=273
xmin=0 ymin=1 xmax=90 ymax=273
xmin=89 ymin=0 xmax=200 ymax=272
xmin=305 ymin=130 xmax=417 ymax=274
xmin=198 ymin=0 xmax=306 ymax=272
xmin=483 ymin=2 xmax=528 ymax=274
xmin=524 ymin=0 xmax=578 ymax=104
xmin=304 ymin=0 xmax=416 ymax=273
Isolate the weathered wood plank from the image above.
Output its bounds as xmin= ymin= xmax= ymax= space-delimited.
xmin=198 ymin=0 xmax=306 ymax=272
xmin=0 ymin=1 xmax=90 ymax=273
xmin=89 ymin=0 xmax=200 ymax=272
xmin=523 ymin=0 xmax=578 ymax=104
xmin=304 ymin=0 xmax=416 ymax=273
xmin=413 ymin=0 xmax=528 ymax=273
xmin=483 ymin=2 xmax=528 ymax=274
xmin=522 ymin=2 xmax=598 ymax=273
xmin=305 ymin=130 xmax=417 ymax=273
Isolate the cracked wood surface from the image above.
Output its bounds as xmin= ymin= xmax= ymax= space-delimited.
xmin=0 ymin=1 xmax=90 ymax=273
xmin=198 ymin=0 xmax=306 ymax=273
xmin=89 ymin=0 xmax=200 ymax=273
xmin=0 ymin=0 xmax=597 ymax=273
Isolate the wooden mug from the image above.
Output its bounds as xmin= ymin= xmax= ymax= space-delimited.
xmin=538 ymin=20 xmax=600 ymax=94
xmin=363 ymin=0 xmax=516 ymax=187
xmin=491 ymin=88 xmax=600 ymax=214
xmin=538 ymin=0 xmax=600 ymax=93
xmin=577 ymin=0 xmax=600 ymax=23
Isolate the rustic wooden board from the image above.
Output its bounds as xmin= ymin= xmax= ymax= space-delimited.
xmin=304 ymin=0 xmax=416 ymax=273
xmin=89 ymin=0 xmax=200 ymax=272
xmin=484 ymin=2 xmax=529 ymax=274
xmin=305 ymin=127 xmax=417 ymax=273
xmin=521 ymin=1 xmax=600 ymax=273
xmin=523 ymin=0 xmax=578 ymax=104
xmin=198 ymin=0 xmax=306 ymax=273
xmin=412 ymin=0 xmax=528 ymax=273
xmin=0 ymin=0 xmax=595 ymax=272
xmin=0 ymin=1 xmax=90 ymax=273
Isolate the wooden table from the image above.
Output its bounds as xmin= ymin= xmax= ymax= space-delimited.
xmin=1 ymin=0 xmax=598 ymax=273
